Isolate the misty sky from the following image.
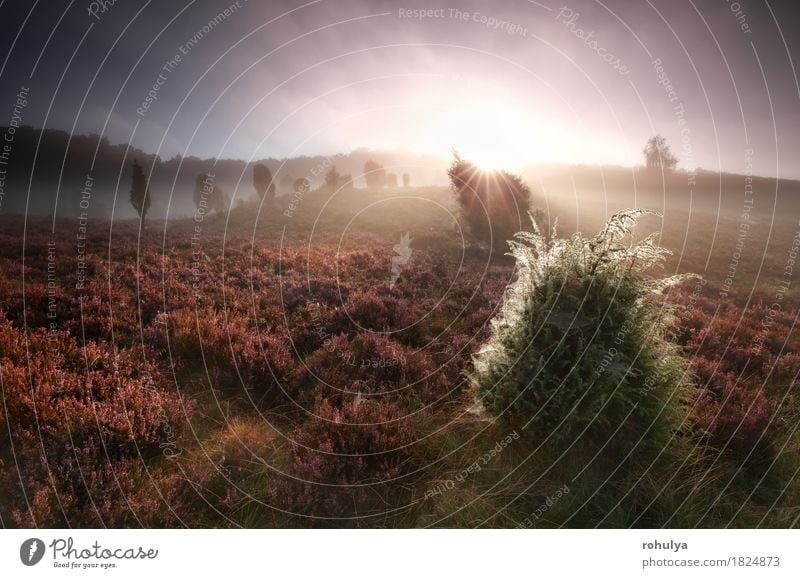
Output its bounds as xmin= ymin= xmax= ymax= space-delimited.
xmin=1 ymin=0 xmax=798 ymax=177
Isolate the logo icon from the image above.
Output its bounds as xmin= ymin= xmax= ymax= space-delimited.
xmin=390 ymin=232 xmax=413 ymax=288
xmin=20 ymin=538 xmax=46 ymax=566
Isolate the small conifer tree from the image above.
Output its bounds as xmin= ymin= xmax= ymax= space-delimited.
xmin=129 ymin=159 xmax=151 ymax=222
xmin=473 ymin=209 xmax=698 ymax=454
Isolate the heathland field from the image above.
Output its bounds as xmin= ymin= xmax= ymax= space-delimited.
xmin=1 ymin=179 xmax=798 ymax=528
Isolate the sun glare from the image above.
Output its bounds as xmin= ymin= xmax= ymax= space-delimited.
xmin=419 ymin=100 xmax=548 ymax=172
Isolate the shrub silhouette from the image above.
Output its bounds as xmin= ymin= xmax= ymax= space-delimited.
xmin=472 ymin=209 xmax=698 ymax=455
xmin=324 ymin=166 xmax=353 ymax=191
xmin=253 ymin=163 xmax=275 ymax=200
xmin=193 ymin=173 xmax=228 ymax=214
xmin=363 ymin=160 xmax=386 ymax=188
xmin=128 ymin=159 xmax=151 ymax=222
xmin=448 ymin=154 xmax=530 ymax=252
xmin=293 ymin=177 xmax=310 ymax=193
xmin=279 ymin=173 xmax=294 ymax=194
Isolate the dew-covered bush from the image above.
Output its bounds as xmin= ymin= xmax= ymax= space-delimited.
xmin=472 ymin=210 xmax=697 ymax=453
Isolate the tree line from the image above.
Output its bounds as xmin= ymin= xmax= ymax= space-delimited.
xmin=127 ymin=159 xmax=415 ymax=222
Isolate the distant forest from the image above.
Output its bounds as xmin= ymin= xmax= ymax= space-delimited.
xmin=0 ymin=127 xmax=447 ymax=218
xmin=2 ymin=126 xmax=798 ymax=219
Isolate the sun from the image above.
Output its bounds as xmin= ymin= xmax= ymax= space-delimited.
xmin=417 ymin=99 xmax=550 ymax=173
xmin=460 ymin=140 xmax=511 ymax=172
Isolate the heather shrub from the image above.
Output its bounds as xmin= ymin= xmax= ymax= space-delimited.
xmin=284 ymin=301 xmax=340 ymax=354
xmin=298 ymin=332 xmax=451 ymax=407
xmin=164 ymin=307 xmax=248 ymax=375
xmin=342 ymin=289 xmax=408 ymax=331
xmin=235 ymin=330 xmax=297 ymax=405
xmin=281 ymin=276 xmax=347 ymax=311
xmin=671 ymin=293 xmax=800 ymax=466
xmin=10 ymin=459 xmax=186 ymax=528
xmin=473 ymin=210 xmax=696 ymax=455
xmin=436 ymin=333 xmax=477 ymax=377
xmin=693 ymin=377 xmax=774 ymax=462
xmin=279 ymin=397 xmax=418 ymax=521
xmin=0 ymin=314 xmax=190 ymax=527
xmin=170 ymin=417 xmax=290 ymax=527
xmin=5 ymin=203 xmax=798 ymax=528
xmin=676 ymin=296 xmax=799 ymax=388
xmin=292 ymin=398 xmax=416 ymax=483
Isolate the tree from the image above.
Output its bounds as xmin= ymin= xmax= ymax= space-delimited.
xmin=363 ymin=160 xmax=386 ymax=188
xmin=448 ymin=153 xmax=530 ymax=251
xmin=253 ymin=163 xmax=275 ymax=200
xmin=293 ymin=177 xmax=310 ymax=194
xmin=643 ymin=135 xmax=678 ymax=172
xmin=385 ymin=173 xmax=398 ymax=188
xmin=324 ymin=166 xmax=341 ymax=191
xmin=194 ymin=173 xmax=227 ymax=214
xmin=402 ymin=173 xmax=410 ymax=187
xmin=324 ymin=166 xmax=353 ymax=192
xmin=129 ymin=159 xmax=151 ymax=222
xmin=279 ymin=174 xmax=294 ymax=195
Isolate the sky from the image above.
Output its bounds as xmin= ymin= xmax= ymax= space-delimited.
xmin=1 ymin=0 xmax=799 ymax=177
